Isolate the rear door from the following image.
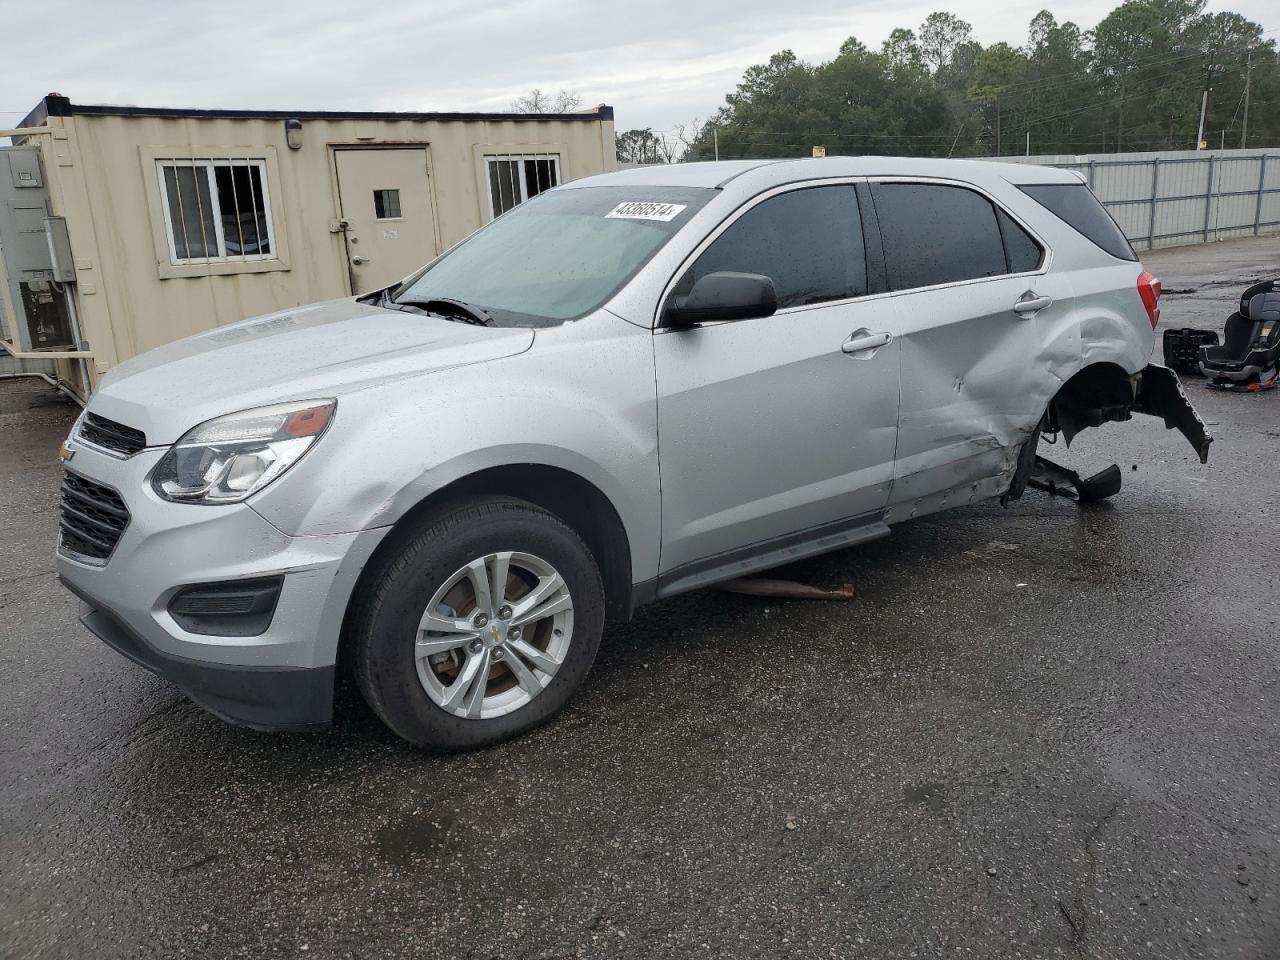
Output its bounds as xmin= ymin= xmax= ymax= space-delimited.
xmin=653 ymin=182 xmax=902 ymax=581
xmin=868 ymin=179 xmax=1070 ymax=506
xmin=334 ymin=148 xmax=438 ymax=293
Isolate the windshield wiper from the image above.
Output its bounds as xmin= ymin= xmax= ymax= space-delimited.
xmin=390 ymin=295 xmax=493 ymax=327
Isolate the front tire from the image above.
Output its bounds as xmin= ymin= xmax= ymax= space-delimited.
xmin=351 ymin=496 xmax=605 ymax=750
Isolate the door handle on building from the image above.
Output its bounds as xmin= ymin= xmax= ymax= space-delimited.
xmin=351 ymin=256 xmax=371 ymax=265
xmin=841 ymin=330 xmax=892 ymax=355
xmin=1012 ymin=293 xmax=1052 ymax=316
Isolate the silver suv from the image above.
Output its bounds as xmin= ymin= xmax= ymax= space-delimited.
xmin=56 ymin=158 xmax=1209 ymax=750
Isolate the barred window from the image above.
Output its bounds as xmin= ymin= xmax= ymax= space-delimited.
xmin=485 ymin=153 xmax=560 ymax=219
xmin=157 ymin=159 xmax=276 ymax=263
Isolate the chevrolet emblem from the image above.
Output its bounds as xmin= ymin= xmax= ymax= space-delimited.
xmin=58 ymin=442 xmax=74 ymax=463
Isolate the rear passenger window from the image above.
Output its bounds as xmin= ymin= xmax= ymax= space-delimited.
xmin=997 ymin=209 xmax=1043 ymax=273
xmin=872 ymin=183 xmax=1006 ymax=289
xmin=681 ymin=185 xmax=866 ymax=309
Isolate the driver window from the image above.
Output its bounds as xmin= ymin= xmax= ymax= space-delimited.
xmin=678 ymin=185 xmax=867 ymax=309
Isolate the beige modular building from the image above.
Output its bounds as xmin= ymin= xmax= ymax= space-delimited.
xmin=0 ymin=94 xmax=617 ymax=398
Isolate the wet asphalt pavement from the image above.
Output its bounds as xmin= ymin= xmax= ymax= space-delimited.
xmin=2 ymin=237 xmax=1279 ymax=959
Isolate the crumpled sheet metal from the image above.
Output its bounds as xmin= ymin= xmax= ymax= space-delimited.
xmin=886 ymin=283 xmax=1158 ymax=517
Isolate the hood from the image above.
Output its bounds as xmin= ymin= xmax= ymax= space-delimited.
xmin=88 ymin=299 xmax=534 ymax=445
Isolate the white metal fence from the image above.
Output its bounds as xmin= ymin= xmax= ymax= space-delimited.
xmin=996 ymin=148 xmax=1280 ymax=251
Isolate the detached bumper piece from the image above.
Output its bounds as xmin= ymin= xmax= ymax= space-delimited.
xmin=62 ymin=579 xmax=333 ymax=731
xmin=1029 ymin=457 xmax=1122 ymax=503
xmin=1133 ymin=364 xmax=1212 ymax=464
xmin=1020 ymin=363 xmax=1212 ymax=507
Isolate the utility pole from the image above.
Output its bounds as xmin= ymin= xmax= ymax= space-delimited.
xmin=1196 ymin=87 xmax=1210 ymax=149
xmin=1026 ymin=130 xmax=1030 ymax=156
xmin=1241 ymin=51 xmax=1252 ymax=148
xmin=1117 ymin=80 xmax=1124 ymax=151
xmin=995 ymin=94 xmax=1001 ymax=156
xmin=713 ymin=129 xmax=719 ymax=161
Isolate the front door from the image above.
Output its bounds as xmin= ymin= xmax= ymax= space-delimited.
xmin=654 ymin=183 xmax=902 ymax=578
xmin=334 ymin=148 xmax=438 ymax=293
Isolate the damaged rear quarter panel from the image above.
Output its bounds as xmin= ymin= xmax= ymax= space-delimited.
xmin=888 ymin=259 xmax=1151 ymax=516
xmin=890 ymin=271 xmax=1073 ymax=505
xmin=1070 ymin=262 xmax=1152 ymax=374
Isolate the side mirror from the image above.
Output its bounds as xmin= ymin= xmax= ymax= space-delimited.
xmin=665 ymin=271 xmax=778 ymax=327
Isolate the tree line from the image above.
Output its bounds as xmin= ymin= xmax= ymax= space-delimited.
xmin=614 ymin=0 xmax=1277 ymax=162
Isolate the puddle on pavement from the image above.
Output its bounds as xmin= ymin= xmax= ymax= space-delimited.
xmin=375 ymin=810 xmax=457 ymax=865
xmin=904 ymin=782 xmax=947 ymax=811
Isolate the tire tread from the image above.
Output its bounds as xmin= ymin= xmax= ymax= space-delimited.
xmin=348 ymin=495 xmax=603 ymax=749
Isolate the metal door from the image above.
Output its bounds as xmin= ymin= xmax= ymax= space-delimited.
xmin=867 ymin=178 xmax=1071 ymax=506
xmin=654 ymin=299 xmax=902 ymax=575
xmin=888 ymin=273 xmax=1072 ymax=499
xmin=334 ymin=148 xmax=438 ymax=293
xmin=653 ymin=182 xmax=902 ymax=575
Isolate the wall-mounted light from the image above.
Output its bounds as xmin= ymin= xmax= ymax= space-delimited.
xmin=285 ymin=119 xmax=303 ymax=150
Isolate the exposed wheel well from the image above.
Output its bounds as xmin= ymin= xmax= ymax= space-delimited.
xmin=343 ymin=465 xmax=634 ymax=646
xmin=1048 ymin=362 xmax=1136 ymax=444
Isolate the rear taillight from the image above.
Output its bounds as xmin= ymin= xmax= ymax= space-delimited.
xmin=1137 ymin=269 xmax=1161 ymax=329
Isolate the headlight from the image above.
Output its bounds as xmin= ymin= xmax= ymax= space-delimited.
xmin=151 ymin=399 xmax=335 ymax=504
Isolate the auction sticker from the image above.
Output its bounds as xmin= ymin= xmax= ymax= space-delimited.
xmin=605 ymin=201 xmax=687 ymax=222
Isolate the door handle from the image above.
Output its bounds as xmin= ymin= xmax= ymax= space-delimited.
xmin=1012 ymin=294 xmax=1052 ymax=316
xmin=351 ymin=256 xmax=371 ymax=265
xmin=841 ymin=330 xmax=892 ymax=355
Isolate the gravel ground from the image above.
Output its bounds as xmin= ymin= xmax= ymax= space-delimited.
xmin=1 ymin=235 xmax=1278 ymax=959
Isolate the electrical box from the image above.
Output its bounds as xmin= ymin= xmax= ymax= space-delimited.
xmin=0 ymin=147 xmax=75 ymax=350
xmin=7 ymin=148 xmax=43 ymax=189
xmin=44 ymin=217 xmax=76 ymax=283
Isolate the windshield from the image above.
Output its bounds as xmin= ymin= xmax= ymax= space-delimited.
xmin=391 ymin=185 xmax=714 ymax=326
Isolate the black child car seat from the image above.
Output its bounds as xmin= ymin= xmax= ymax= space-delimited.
xmin=1199 ymin=279 xmax=1280 ymax=389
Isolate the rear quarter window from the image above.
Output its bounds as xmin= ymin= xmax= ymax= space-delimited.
xmin=996 ymin=209 xmax=1043 ymax=273
xmin=1019 ymin=183 xmax=1136 ymax=261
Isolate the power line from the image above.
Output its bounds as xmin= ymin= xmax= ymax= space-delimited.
xmin=1017 ymin=62 xmax=1226 ymax=130
xmin=695 ymin=56 xmax=1244 ymax=148
xmin=661 ymin=27 xmax=1280 ymax=136
xmin=644 ymin=33 xmax=1278 ymax=149
xmin=961 ymin=28 xmax=1277 ymax=97
xmin=824 ymin=36 xmax=1268 ymax=109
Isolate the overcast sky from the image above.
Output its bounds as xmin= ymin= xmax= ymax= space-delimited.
xmin=2 ymin=0 xmax=1274 ymax=134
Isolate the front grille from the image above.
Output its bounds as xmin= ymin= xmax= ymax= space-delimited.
xmin=79 ymin=412 xmax=146 ymax=457
xmin=59 ymin=470 xmax=130 ymax=562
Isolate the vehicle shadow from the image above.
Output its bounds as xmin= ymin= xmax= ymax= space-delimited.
xmin=117 ymin=485 xmax=1137 ymax=769
xmin=104 ymin=483 xmax=1136 ymax=779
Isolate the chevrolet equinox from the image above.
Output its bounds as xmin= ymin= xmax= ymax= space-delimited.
xmin=56 ymin=158 xmax=1210 ymax=750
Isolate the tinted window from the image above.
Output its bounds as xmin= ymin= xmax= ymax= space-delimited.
xmin=997 ymin=209 xmax=1043 ymax=273
xmin=1019 ymin=183 xmax=1136 ymax=261
xmin=682 ymin=186 xmax=866 ymax=309
xmin=872 ymin=183 xmax=1007 ymax=290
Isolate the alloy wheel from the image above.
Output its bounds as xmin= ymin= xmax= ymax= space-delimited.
xmin=414 ymin=551 xmax=574 ymax=719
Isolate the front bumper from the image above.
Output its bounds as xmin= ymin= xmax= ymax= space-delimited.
xmin=64 ymin=586 xmax=334 ymax=731
xmin=55 ymin=436 xmax=388 ymax=730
